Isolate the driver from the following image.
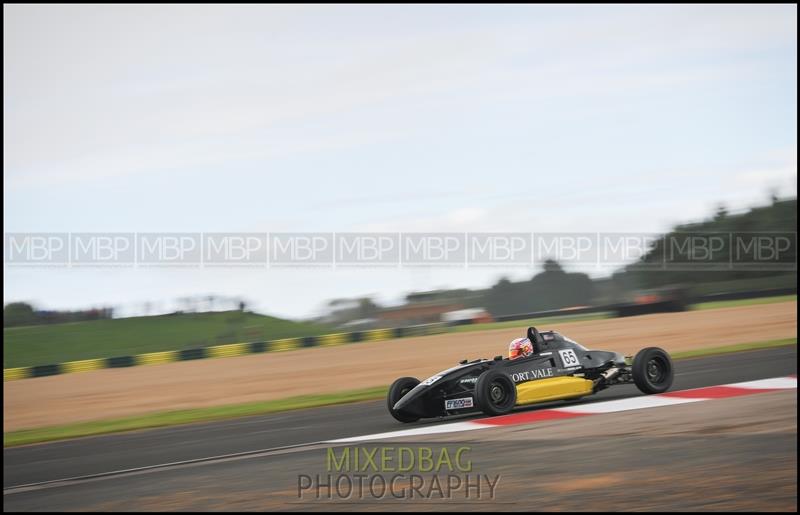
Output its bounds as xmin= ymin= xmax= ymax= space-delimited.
xmin=508 ymin=337 xmax=534 ymax=360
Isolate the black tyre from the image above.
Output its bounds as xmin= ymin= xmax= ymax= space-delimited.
xmin=475 ymin=369 xmax=517 ymax=416
xmin=632 ymin=347 xmax=674 ymax=394
xmin=387 ymin=377 xmax=421 ymax=423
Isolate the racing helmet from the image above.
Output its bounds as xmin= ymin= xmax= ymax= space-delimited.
xmin=508 ymin=337 xmax=533 ymax=360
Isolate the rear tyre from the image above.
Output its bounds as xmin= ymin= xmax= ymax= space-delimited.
xmin=475 ymin=369 xmax=517 ymax=416
xmin=387 ymin=377 xmax=421 ymax=423
xmin=632 ymin=347 xmax=674 ymax=394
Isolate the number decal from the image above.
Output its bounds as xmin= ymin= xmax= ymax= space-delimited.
xmin=559 ymin=349 xmax=580 ymax=367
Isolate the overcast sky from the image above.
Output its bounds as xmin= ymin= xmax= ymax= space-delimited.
xmin=3 ymin=4 xmax=797 ymax=319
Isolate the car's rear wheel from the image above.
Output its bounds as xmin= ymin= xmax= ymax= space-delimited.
xmin=475 ymin=369 xmax=517 ymax=416
xmin=387 ymin=377 xmax=421 ymax=423
xmin=632 ymin=347 xmax=674 ymax=394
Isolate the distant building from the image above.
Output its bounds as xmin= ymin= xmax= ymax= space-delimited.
xmin=375 ymin=301 xmax=465 ymax=326
xmin=441 ymin=308 xmax=493 ymax=325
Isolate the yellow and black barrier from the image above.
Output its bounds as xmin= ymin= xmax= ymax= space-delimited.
xmin=3 ymin=323 xmax=447 ymax=381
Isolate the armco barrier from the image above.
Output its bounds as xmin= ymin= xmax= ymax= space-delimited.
xmin=3 ymin=323 xmax=447 ymax=382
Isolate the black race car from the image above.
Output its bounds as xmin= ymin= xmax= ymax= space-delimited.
xmin=387 ymin=326 xmax=674 ymax=422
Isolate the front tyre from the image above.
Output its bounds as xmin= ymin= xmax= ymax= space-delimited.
xmin=387 ymin=377 xmax=421 ymax=423
xmin=475 ymin=369 xmax=517 ymax=416
xmin=632 ymin=347 xmax=674 ymax=394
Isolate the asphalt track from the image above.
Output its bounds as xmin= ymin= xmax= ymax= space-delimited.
xmin=5 ymin=346 xmax=796 ymax=488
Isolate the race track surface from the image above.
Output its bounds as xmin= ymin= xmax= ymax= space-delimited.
xmin=3 ymin=346 xmax=797 ymax=511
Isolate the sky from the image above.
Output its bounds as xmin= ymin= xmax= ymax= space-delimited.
xmin=3 ymin=4 xmax=797 ymax=319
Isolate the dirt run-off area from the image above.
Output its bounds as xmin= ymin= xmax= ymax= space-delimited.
xmin=4 ymin=301 xmax=797 ymax=432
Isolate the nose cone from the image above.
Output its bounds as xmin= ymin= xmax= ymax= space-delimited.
xmin=392 ymin=382 xmax=427 ymax=411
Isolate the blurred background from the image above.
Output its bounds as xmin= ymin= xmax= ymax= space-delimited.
xmin=4 ymin=5 xmax=796 ymax=368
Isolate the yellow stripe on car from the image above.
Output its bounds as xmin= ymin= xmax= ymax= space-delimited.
xmin=515 ymin=376 xmax=595 ymax=405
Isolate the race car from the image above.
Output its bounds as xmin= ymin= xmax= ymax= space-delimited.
xmin=387 ymin=326 xmax=674 ymax=422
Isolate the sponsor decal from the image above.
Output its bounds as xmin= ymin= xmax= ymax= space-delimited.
xmin=445 ymin=397 xmax=474 ymax=410
xmin=510 ymin=368 xmax=555 ymax=383
xmin=459 ymin=377 xmax=478 ymax=385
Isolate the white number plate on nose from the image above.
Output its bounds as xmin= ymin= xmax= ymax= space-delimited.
xmin=559 ymin=349 xmax=580 ymax=367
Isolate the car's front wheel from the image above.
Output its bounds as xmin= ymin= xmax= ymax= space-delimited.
xmin=632 ymin=347 xmax=674 ymax=394
xmin=475 ymin=369 xmax=517 ymax=416
xmin=387 ymin=377 xmax=421 ymax=423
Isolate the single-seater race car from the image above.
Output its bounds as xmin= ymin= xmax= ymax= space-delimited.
xmin=387 ymin=326 xmax=674 ymax=422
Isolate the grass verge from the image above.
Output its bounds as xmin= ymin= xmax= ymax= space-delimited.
xmin=4 ymin=337 xmax=795 ymax=448
xmin=692 ymin=294 xmax=796 ymax=311
xmin=4 ymin=386 xmax=388 ymax=448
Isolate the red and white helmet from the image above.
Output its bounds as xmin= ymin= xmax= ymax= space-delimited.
xmin=508 ymin=337 xmax=533 ymax=360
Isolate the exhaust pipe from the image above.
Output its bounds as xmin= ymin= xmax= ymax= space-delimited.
xmin=594 ymin=367 xmax=621 ymax=388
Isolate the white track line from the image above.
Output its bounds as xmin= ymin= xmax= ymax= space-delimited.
xmin=327 ymin=421 xmax=487 ymax=443
xmin=727 ymin=376 xmax=797 ymax=390
xmin=554 ymin=395 xmax=705 ymax=414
